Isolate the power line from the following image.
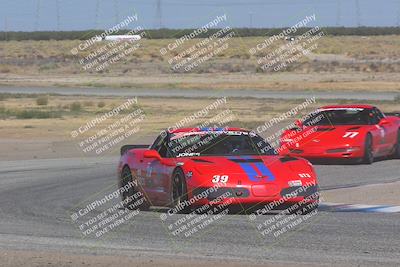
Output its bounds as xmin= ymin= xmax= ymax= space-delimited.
xmin=152 ymin=0 xmax=335 ymax=7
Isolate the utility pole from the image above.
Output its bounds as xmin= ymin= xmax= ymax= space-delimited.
xmin=56 ymin=0 xmax=60 ymax=31
xmin=397 ymin=4 xmax=400 ymax=27
xmin=249 ymin=12 xmax=253 ymax=28
xmin=355 ymin=0 xmax=361 ymax=26
xmin=156 ymin=0 xmax=162 ymax=29
xmin=35 ymin=0 xmax=41 ymax=31
xmin=336 ymin=0 xmax=341 ymax=26
xmin=4 ymin=17 xmax=8 ymax=41
xmin=95 ymin=0 xmax=100 ymax=29
xmin=114 ymin=0 xmax=119 ymax=25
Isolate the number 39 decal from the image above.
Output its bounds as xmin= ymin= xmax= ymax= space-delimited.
xmin=212 ymin=175 xmax=229 ymax=183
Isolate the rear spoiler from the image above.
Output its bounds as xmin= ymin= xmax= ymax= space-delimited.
xmin=385 ymin=112 xmax=400 ymax=117
xmin=120 ymin=144 xmax=149 ymax=155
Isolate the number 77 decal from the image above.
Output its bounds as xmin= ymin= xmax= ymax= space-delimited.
xmin=343 ymin=132 xmax=359 ymax=138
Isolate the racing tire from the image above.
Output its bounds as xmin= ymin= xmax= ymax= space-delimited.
xmin=171 ymin=168 xmax=191 ymax=214
xmin=120 ymin=166 xmax=150 ymax=211
xmin=362 ymin=133 xmax=374 ymax=164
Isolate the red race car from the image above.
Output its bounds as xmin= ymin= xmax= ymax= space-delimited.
xmin=118 ymin=128 xmax=319 ymax=214
xmin=280 ymin=105 xmax=400 ymax=164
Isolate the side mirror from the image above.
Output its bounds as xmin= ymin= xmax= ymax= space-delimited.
xmin=295 ymin=119 xmax=303 ymax=128
xmin=143 ymin=150 xmax=162 ymax=161
xmin=379 ymin=118 xmax=390 ymax=126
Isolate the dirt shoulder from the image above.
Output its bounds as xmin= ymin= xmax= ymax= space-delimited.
xmin=321 ymin=181 xmax=400 ymax=206
xmin=0 ymin=249 xmax=341 ymax=267
xmin=2 ymin=72 xmax=400 ymax=92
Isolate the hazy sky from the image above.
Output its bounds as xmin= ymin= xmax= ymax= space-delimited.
xmin=1 ymin=0 xmax=400 ymax=31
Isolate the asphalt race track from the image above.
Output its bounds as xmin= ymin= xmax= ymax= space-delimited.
xmin=0 ymin=156 xmax=399 ymax=266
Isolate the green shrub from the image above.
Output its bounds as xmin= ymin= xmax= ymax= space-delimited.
xmin=16 ymin=110 xmax=57 ymax=119
xmin=4 ymin=27 xmax=400 ymax=42
xmin=0 ymin=106 xmax=62 ymax=119
xmin=0 ymin=66 xmax=10 ymax=73
xmin=0 ymin=106 xmax=7 ymax=119
xmin=83 ymin=101 xmax=94 ymax=107
xmin=97 ymin=101 xmax=106 ymax=108
xmin=36 ymin=95 xmax=49 ymax=106
xmin=70 ymin=101 xmax=82 ymax=112
xmin=38 ymin=62 xmax=59 ymax=71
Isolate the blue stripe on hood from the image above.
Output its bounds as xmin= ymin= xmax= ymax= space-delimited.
xmin=228 ymin=156 xmax=275 ymax=182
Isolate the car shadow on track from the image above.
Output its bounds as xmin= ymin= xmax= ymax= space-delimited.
xmin=145 ymin=205 xmax=389 ymax=215
xmin=147 ymin=203 xmax=318 ymax=216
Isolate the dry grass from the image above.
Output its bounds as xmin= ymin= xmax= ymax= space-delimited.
xmin=1 ymin=94 xmax=399 ymax=140
xmin=1 ymin=36 xmax=400 ymax=91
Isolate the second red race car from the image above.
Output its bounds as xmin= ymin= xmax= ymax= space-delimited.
xmin=118 ymin=128 xmax=319 ymax=215
xmin=280 ymin=105 xmax=400 ymax=164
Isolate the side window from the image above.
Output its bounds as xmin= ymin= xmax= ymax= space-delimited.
xmin=250 ymin=134 xmax=277 ymax=155
xmin=150 ymin=134 xmax=164 ymax=150
xmin=158 ymin=140 xmax=168 ymax=157
xmin=368 ymin=109 xmax=380 ymax=125
xmin=374 ymin=108 xmax=385 ymax=120
xmin=150 ymin=133 xmax=169 ymax=158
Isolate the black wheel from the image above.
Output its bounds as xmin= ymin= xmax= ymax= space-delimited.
xmin=362 ymin=134 xmax=374 ymax=164
xmin=120 ymin=166 xmax=149 ymax=210
xmin=171 ymin=168 xmax=190 ymax=214
xmin=393 ymin=130 xmax=400 ymax=159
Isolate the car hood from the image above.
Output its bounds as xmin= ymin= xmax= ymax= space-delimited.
xmin=283 ymin=125 xmax=369 ymax=147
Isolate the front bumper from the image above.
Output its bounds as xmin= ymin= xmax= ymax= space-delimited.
xmin=190 ymin=184 xmax=319 ymax=207
xmin=282 ymin=145 xmax=363 ymax=159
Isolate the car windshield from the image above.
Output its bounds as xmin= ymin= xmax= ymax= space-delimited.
xmin=167 ymin=131 xmax=276 ymax=157
xmin=303 ymin=108 xmax=372 ymax=126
